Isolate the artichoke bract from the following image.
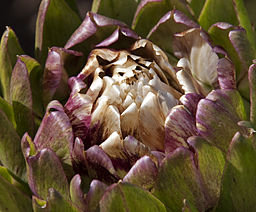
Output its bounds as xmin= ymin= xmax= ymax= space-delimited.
xmin=1 ymin=0 xmax=256 ymax=211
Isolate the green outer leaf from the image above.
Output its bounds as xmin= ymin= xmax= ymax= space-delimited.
xmin=0 ymin=109 xmax=26 ymax=180
xmin=63 ymin=0 xmax=80 ymax=16
xmin=233 ymin=0 xmax=256 ymax=51
xmin=10 ymin=58 xmax=35 ymax=137
xmin=0 ymin=27 xmax=24 ymax=101
xmin=188 ymin=137 xmax=225 ymax=208
xmin=32 ymin=196 xmax=47 ymax=212
xmin=188 ymin=0 xmax=206 ymax=18
xmin=100 ymin=182 xmax=167 ymax=212
xmin=182 ymin=199 xmax=199 ymax=212
xmin=19 ymin=55 xmax=44 ymax=117
xmin=0 ymin=96 xmax=15 ymax=126
xmin=32 ymin=190 xmax=80 ymax=212
xmin=92 ymin=0 xmax=141 ymax=26
xmin=209 ymin=25 xmax=254 ymax=100
xmin=47 ymin=189 xmax=79 ymax=212
xmin=35 ymin=0 xmax=81 ymax=64
xmin=249 ymin=64 xmax=256 ymax=127
xmin=198 ymin=0 xmax=238 ymax=30
xmin=208 ymin=25 xmax=240 ymax=74
xmin=215 ymin=133 xmax=256 ymax=211
xmin=27 ymin=148 xmax=69 ymax=200
xmin=0 ymin=172 xmax=32 ymax=212
xmin=153 ymin=148 xmax=207 ymax=212
xmin=132 ymin=0 xmax=192 ymax=37
xmin=12 ymin=101 xmax=35 ymax=137
xmin=0 ymin=166 xmax=32 ymax=199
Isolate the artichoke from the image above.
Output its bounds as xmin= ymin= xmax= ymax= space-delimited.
xmin=1 ymin=0 xmax=256 ymax=211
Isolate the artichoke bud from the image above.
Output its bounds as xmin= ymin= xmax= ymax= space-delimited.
xmin=78 ymin=39 xmax=183 ymax=154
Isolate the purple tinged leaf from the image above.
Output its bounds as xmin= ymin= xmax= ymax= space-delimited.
xmin=95 ymin=27 xmax=139 ymax=49
xmin=196 ymin=89 xmax=246 ymax=151
xmin=35 ymin=0 xmax=81 ymax=64
xmin=165 ymin=105 xmax=197 ymax=153
xmin=65 ymin=78 xmax=92 ymax=142
xmin=208 ymin=23 xmax=243 ymax=80
xmin=229 ymin=28 xmax=254 ymax=69
xmin=153 ymin=147 xmax=208 ymax=211
xmin=65 ymin=12 xmax=138 ymax=58
xmin=132 ymin=0 xmax=193 ymax=37
xmin=71 ymin=137 xmax=92 ymax=176
xmin=85 ymin=179 xmax=108 ymax=212
xmin=249 ymin=64 xmax=256 ymax=126
xmin=85 ymin=145 xmax=119 ymax=183
xmin=147 ymin=10 xmax=198 ymax=61
xmin=71 ymin=137 xmax=87 ymax=174
xmin=123 ymin=156 xmax=158 ymax=190
xmin=68 ymin=77 xmax=87 ymax=96
xmin=233 ymin=0 xmax=256 ymax=51
xmin=123 ymin=135 xmax=156 ymax=165
xmin=230 ymin=29 xmax=255 ymax=99
xmin=42 ymin=48 xmax=68 ymax=106
xmin=0 ymin=109 xmax=26 ymax=180
xmin=27 ymin=148 xmax=69 ymax=200
xmin=34 ymin=100 xmax=73 ymax=166
xmin=0 ymin=27 xmax=24 ymax=101
xmin=179 ymin=93 xmax=203 ymax=117
xmin=52 ymin=47 xmax=84 ymax=76
xmin=10 ymin=58 xmax=35 ymax=137
xmin=70 ymin=174 xmax=86 ymax=211
xmin=151 ymin=151 xmax=165 ymax=166
xmin=217 ymin=58 xmax=236 ymax=89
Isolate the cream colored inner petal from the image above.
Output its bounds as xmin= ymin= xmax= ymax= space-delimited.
xmin=149 ymin=75 xmax=181 ymax=103
xmin=100 ymin=131 xmax=125 ymax=158
xmin=101 ymin=105 xmax=122 ymax=140
xmin=138 ymin=92 xmax=165 ymax=151
xmin=121 ymin=102 xmax=139 ymax=138
xmin=91 ymin=96 xmax=108 ymax=126
xmin=176 ymin=69 xmax=197 ymax=94
xmin=86 ymin=70 xmax=103 ymax=103
xmin=190 ymin=40 xmax=218 ymax=86
xmin=101 ymin=76 xmax=122 ymax=106
xmin=122 ymin=93 xmax=134 ymax=109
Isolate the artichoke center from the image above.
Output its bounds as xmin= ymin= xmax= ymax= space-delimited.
xmin=80 ymin=42 xmax=181 ymax=154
